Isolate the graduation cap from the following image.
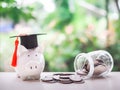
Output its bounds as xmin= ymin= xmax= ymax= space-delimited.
xmin=10 ymin=33 xmax=46 ymax=67
xmin=10 ymin=33 xmax=46 ymax=49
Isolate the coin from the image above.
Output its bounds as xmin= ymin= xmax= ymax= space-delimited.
xmin=93 ymin=65 xmax=107 ymax=75
xmin=86 ymin=64 xmax=90 ymax=71
xmin=53 ymin=75 xmax=60 ymax=81
xmin=41 ymin=76 xmax=53 ymax=82
xmin=59 ymin=75 xmax=70 ymax=79
xmin=76 ymin=70 xmax=88 ymax=76
xmin=41 ymin=73 xmax=85 ymax=84
xmin=43 ymin=80 xmax=57 ymax=83
xmin=59 ymin=79 xmax=73 ymax=84
xmin=94 ymin=60 xmax=100 ymax=66
xmin=53 ymin=73 xmax=74 ymax=76
xmin=73 ymin=79 xmax=85 ymax=84
xmin=53 ymin=73 xmax=74 ymax=79
xmin=69 ymin=75 xmax=83 ymax=82
xmin=96 ymin=59 xmax=104 ymax=64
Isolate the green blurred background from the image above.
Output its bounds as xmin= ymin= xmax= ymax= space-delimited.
xmin=0 ymin=0 xmax=120 ymax=72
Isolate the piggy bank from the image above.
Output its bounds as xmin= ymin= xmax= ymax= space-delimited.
xmin=15 ymin=45 xmax=45 ymax=80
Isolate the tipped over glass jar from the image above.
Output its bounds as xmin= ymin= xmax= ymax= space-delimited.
xmin=74 ymin=50 xmax=114 ymax=79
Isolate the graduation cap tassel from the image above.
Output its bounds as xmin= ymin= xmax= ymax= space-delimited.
xmin=11 ymin=37 xmax=19 ymax=67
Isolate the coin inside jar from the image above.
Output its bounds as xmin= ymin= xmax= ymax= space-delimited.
xmin=93 ymin=65 xmax=107 ymax=75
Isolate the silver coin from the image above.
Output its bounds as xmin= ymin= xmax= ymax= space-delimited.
xmin=42 ymin=80 xmax=57 ymax=83
xmin=73 ymin=79 xmax=85 ymax=84
xmin=53 ymin=73 xmax=74 ymax=76
xmin=53 ymin=75 xmax=60 ymax=81
xmin=41 ymin=76 xmax=53 ymax=82
xmin=69 ymin=75 xmax=83 ymax=82
xmin=59 ymin=79 xmax=73 ymax=84
xmin=93 ymin=65 xmax=107 ymax=75
xmin=59 ymin=75 xmax=70 ymax=79
xmin=76 ymin=70 xmax=88 ymax=76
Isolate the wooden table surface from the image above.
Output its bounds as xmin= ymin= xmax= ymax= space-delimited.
xmin=0 ymin=72 xmax=120 ymax=90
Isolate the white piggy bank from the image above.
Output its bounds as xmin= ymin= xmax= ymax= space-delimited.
xmin=15 ymin=45 xmax=45 ymax=81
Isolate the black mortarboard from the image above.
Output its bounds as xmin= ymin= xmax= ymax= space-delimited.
xmin=10 ymin=33 xmax=46 ymax=49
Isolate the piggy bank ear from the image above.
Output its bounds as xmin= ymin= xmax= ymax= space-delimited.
xmin=35 ymin=46 xmax=43 ymax=53
xmin=18 ymin=45 xmax=28 ymax=54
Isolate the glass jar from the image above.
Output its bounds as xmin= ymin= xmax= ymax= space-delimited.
xmin=74 ymin=50 xmax=113 ymax=79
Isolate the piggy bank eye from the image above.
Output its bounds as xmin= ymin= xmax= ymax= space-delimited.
xmin=28 ymin=55 xmax=30 ymax=57
xmin=35 ymin=54 xmax=37 ymax=56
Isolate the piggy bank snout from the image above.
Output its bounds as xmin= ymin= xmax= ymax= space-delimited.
xmin=25 ymin=61 xmax=41 ymax=71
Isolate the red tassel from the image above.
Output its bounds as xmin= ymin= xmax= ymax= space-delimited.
xmin=11 ymin=37 xmax=19 ymax=67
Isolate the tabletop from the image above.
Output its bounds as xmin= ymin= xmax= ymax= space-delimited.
xmin=0 ymin=72 xmax=120 ymax=90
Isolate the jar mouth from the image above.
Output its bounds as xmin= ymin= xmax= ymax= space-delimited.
xmin=74 ymin=53 xmax=94 ymax=79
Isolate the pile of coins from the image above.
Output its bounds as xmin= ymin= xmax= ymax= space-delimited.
xmin=41 ymin=73 xmax=85 ymax=84
xmin=77 ymin=59 xmax=108 ymax=76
